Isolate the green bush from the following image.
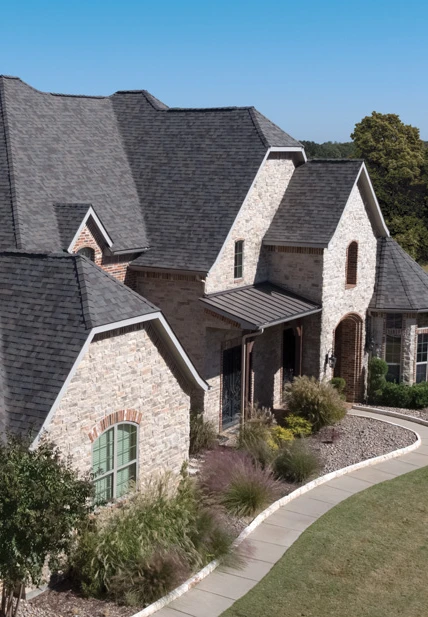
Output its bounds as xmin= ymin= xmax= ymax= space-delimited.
xmin=283 ymin=376 xmax=346 ymax=431
xmin=189 ymin=412 xmax=217 ymax=455
xmin=330 ymin=377 xmax=346 ymax=395
xmin=69 ymin=472 xmax=234 ymax=605
xmin=368 ymin=357 xmax=388 ymax=402
xmin=283 ymin=414 xmax=313 ymax=437
xmin=274 ymin=440 xmax=321 ymax=483
xmin=376 ymin=380 xmax=428 ymax=409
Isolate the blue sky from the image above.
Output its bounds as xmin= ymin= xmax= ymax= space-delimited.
xmin=1 ymin=0 xmax=427 ymax=141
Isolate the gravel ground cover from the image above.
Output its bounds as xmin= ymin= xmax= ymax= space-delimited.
xmin=308 ymin=414 xmax=416 ymax=474
xmin=21 ymin=413 xmax=416 ymax=617
xmin=354 ymin=403 xmax=428 ymax=421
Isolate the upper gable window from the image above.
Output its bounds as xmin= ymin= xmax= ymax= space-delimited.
xmin=234 ymin=240 xmax=244 ymax=279
xmin=345 ymin=241 xmax=358 ymax=288
xmin=78 ymin=247 xmax=95 ymax=262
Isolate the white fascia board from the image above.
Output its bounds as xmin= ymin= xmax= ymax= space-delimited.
xmin=359 ymin=162 xmax=389 ymax=237
xmin=31 ymin=311 xmax=208 ymax=449
xmin=270 ymin=146 xmax=307 ymax=162
xmin=67 ymin=206 xmax=113 ymax=253
xmin=327 ymin=163 xmax=389 ymax=250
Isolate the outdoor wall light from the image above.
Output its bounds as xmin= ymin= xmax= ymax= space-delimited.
xmin=327 ymin=349 xmax=337 ymax=369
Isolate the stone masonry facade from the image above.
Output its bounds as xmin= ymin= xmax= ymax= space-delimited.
xmin=46 ymin=322 xmax=191 ymax=482
xmin=205 ymin=154 xmax=295 ymax=294
xmin=320 ymin=182 xmax=378 ymax=390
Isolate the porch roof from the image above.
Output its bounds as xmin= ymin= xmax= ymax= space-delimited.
xmin=200 ymin=282 xmax=321 ymax=330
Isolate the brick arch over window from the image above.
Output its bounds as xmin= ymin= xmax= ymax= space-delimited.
xmin=333 ymin=312 xmax=364 ymax=402
xmin=88 ymin=409 xmax=142 ymax=443
xmin=346 ymin=241 xmax=358 ymax=287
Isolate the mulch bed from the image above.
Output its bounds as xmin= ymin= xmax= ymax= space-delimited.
xmin=22 ymin=412 xmax=416 ymax=617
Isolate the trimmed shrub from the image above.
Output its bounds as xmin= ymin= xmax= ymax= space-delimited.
xmin=376 ymin=380 xmax=428 ymax=410
xmin=69 ymin=472 xmax=235 ymax=605
xmin=189 ymin=412 xmax=217 ymax=455
xmin=268 ymin=425 xmax=294 ymax=450
xmin=330 ymin=377 xmax=346 ymax=395
xmin=274 ymin=441 xmax=321 ymax=483
xmin=284 ymin=376 xmax=346 ymax=431
xmin=199 ymin=449 xmax=282 ymax=517
xmin=283 ymin=414 xmax=313 ymax=437
xmin=368 ymin=357 xmax=388 ymax=402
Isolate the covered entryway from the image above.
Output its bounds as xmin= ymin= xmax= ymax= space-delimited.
xmin=334 ymin=313 xmax=364 ymax=402
xmin=222 ymin=345 xmax=242 ymax=426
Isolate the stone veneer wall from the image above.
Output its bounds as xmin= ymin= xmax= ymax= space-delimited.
xmin=265 ymin=246 xmax=323 ymax=304
xmin=71 ymin=218 xmax=136 ymax=286
xmin=321 ymin=182 xmax=378 ymax=387
xmin=205 ymin=154 xmax=295 ymax=294
xmin=46 ymin=322 xmax=191 ymax=482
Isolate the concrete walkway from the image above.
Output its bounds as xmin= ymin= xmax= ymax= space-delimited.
xmin=152 ymin=410 xmax=428 ymax=617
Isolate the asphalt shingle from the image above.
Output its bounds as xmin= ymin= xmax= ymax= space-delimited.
xmin=264 ymin=160 xmax=364 ymax=247
xmin=370 ymin=237 xmax=428 ymax=312
xmin=0 ymin=252 xmax=158 ymax=435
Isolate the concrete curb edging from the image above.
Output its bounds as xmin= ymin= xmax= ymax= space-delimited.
xmin=130 ymin=412 xmax=421 ymax=617
xmin=355 ymin=405 xmax=428 ymax=427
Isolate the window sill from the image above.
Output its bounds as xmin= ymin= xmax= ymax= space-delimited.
xmin=345 ymin=284 xmax=357 ymax=289
xmin=234 ymin=278 xmax=244 ymax=283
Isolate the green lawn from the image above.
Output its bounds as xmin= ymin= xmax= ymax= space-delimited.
xmin=223 ymin=467 xmax=428 ymax=617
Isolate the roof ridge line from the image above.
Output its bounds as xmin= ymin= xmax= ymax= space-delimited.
xmin=0 ymin=78 xmax=22 ymax=249
xmin=73 ymin=255 xmax=93 ymax=330
xmin=248 ymin=107 xmax=269 ymax=149
xmin=390 ymin=240 xmax=417 ymax=310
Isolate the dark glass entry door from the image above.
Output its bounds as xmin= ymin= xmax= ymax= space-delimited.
xmin=283 ymin=328 xmax=296 ymax=385
xmin=222 ymin=345 xmax=241 ymax=427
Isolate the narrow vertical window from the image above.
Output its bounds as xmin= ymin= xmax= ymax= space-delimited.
xmin=385 ymin=313 xmax=402 ymax=382
xmin=346 ymin=241 xmax=358 ymax=287
xmin=234 ymin=240 xmax=244 ymax=279
xmin=416 ymin=333 xmax=428 ymax=383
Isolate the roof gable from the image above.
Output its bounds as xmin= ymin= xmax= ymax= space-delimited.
xmin=370 ymin=238 xmax=428 ymax=312
xmin=264 ymin=160 xmax=365 ymax=247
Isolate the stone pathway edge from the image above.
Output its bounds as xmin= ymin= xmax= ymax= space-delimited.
xmin=130 ymin=412 xmax=421 ymax=617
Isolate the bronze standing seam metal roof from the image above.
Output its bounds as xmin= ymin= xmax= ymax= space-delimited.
xmin=200 ymin=282 xmax=321 ymax=330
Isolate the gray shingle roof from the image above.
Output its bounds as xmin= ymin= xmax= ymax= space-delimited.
xmin=0 ymin=251 xmax=158 ymax=435
xmin=0 ymin=79 xmax=17 ymax=249
xmin=370 ymin=237 xmax=428 ymax=312
xmin=264 ymin=160 xmax=364 ymax=247
xmin=0 ymin=76 xmax=303 ymax=271
xmin=54 ymin=203 xmax=92 ymax=248
xmin=200 ymin=282 xmax=321 ymax=329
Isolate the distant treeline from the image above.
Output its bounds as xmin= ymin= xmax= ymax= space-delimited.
xmin=300 ymin=140 xmax=356 ymax=159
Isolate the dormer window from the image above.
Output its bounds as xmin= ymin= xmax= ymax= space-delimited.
xmin=78 ymin=247 xmax=95 ymax=262
xmin=346 ymin=241 xmax=358 ymax=288
xmin=234 ymin=240 xmax=244 ymax=279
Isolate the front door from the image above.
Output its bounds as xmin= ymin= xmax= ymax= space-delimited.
xmin=222 ymin=345 xmax=241 ymax=427
xmin=283 ymin=328 xmax=296 ymax=385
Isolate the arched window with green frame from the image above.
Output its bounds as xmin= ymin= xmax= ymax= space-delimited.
xmin=92 ymin=422 xmax=138 ymax=503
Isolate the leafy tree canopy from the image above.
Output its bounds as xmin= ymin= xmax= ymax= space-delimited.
xmin=300 ymin=140 xmax=355 ymax=160
xmin=0 ymin=435 xmax=93 ymax=617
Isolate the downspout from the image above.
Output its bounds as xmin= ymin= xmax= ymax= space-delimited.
xmin=241 ymin=328 xmax=264 ymax=423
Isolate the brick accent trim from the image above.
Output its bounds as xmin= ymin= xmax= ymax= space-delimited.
xmin=137 ymin=271 xmax=200 ymax=282
xmin=204 ymin=309 xmax=242 ymax=329
xmin=265 ymin=245 xmax=323 ymax=255
xmin=88 ymin=409 xmax=142 ymax=442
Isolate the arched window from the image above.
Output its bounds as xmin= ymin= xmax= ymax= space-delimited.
xmin=234 ymin=240 xmax=244 ymax=279
xmin=92 ymin=422 xmax=138 ymax=503
xmin=346 ymin=241 xmax=358 ymax=287
xmin=77 ymin=246 xmax=95 ymax=262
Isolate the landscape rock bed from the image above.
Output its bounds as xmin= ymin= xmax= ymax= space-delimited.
xmin=21 ymin=413 xmax=416 ymax=617
xmin=308 ymin=414 xmax=416 ymax=474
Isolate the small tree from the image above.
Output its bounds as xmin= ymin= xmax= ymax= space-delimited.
xmin=0 ymin=434 xmax=93 ymax=617
xmin=367 ymin=357 xmax=388 ymax=403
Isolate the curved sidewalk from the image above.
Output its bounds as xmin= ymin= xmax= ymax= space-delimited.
xmin=151 ymin=410 xmax=428 ymax=617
